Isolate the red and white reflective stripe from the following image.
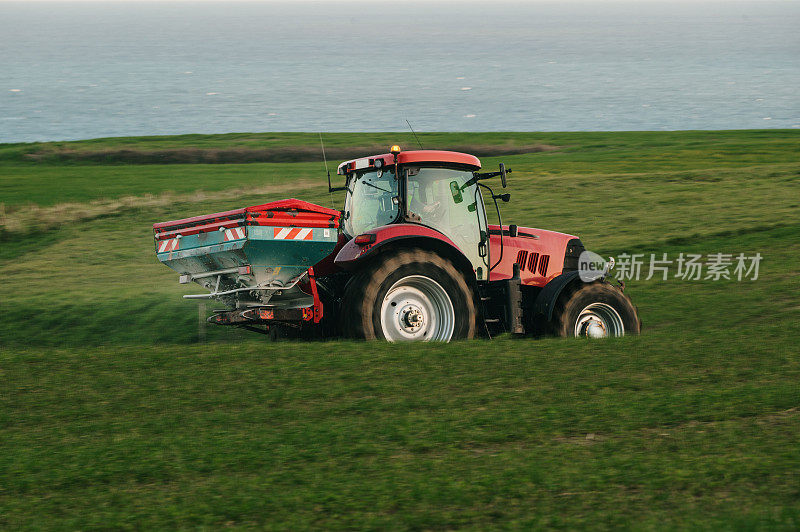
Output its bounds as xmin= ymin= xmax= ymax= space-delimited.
xmin=273 ymin=227 xmax=313 ymax=240
xmin=223 ymin=227 xmax=246 ymax=241
xmin=157 ymin=238 xmax=180 ymax=253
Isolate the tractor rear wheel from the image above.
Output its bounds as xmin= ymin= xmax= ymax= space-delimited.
xmin=550 ymin=281 xmax=640 ymax=338
xmin=342 ymin=248 xmax=476 ymax=342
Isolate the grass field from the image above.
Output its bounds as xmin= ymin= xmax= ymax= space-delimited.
xmin=1 ymin=130 xmax=799 ymax=529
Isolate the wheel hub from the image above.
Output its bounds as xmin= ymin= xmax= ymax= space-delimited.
xmin=579 ymin=316 xmax=607 ymax=338
xmin=400 ymin=305 xmax=425 ymax=331
xmin=574 ymin=302 xmax=625 ymax=338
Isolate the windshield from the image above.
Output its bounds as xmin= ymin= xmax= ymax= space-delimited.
xmin=343 ymin=168 xmax=399 ymax=237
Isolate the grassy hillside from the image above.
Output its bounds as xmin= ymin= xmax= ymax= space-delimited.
xmin=1 ymin=131 xmax=799 ymax=529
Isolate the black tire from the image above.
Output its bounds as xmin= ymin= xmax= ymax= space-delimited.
xmin=550 ymin=281 xmax=640 ymax=338
xmin=341 ymin=248 xmax=476 ymax=341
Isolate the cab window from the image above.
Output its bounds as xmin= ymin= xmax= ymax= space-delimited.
xmin=406 ymin=167 xmax=486 ymax=269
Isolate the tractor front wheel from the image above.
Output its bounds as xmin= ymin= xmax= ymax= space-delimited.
xmin=550 ymin=281 xmax=640 ymax=338
xmin=342 ymin=249 xmax=476 ymax=342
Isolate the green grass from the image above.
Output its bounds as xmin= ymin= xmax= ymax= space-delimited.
xmin=0 ymin=163 xmax=321 ymax=207
xmin=3 ymin=336 xmax=799 ymax=529
xmin=1 ymin=130 xmax=799 ymax=529
xmin=2 ymin=130 xmax=798 ymax=206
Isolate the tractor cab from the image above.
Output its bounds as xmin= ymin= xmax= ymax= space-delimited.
xmin=337 ymin=147 xmax=493 ymax=275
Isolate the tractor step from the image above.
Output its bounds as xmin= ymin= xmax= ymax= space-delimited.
xmin=478 ymin=264 xmax=526 ymax=335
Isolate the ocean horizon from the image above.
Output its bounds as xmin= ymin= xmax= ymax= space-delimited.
xmin=1 ymin=0 xmax=798 ymax=143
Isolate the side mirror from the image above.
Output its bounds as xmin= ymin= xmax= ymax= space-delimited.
xmin=499 ymin=163 xmax=508 ymax=188
xmin=449 ymin=180 xmax=464 ymax=204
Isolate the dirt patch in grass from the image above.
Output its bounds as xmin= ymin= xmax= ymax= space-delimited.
xmin=22 ymin=144 xmax=559 ymax=165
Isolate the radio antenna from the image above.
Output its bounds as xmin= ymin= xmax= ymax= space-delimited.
xmin=319 ymin=132 xmax=334 ymax=208
xmin=406 ymin=119 xmax=424 ymax=149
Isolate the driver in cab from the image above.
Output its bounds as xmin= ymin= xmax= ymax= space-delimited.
xmin=407 ymin=172 xmax=448 ymax=224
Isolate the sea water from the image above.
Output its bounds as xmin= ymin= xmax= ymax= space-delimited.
xmin=1 ymin=1 xmax=798 ymax=142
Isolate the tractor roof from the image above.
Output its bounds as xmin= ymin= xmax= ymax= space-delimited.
xmin=337 ymin=150 xmax=481 ymax=175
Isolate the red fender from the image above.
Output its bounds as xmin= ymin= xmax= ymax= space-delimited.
xmin=334 ymin=223 xmax=467 ymax=270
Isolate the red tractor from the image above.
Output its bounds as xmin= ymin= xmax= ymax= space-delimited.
xmin=154 ymin=146 xmax=640 ymax=341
